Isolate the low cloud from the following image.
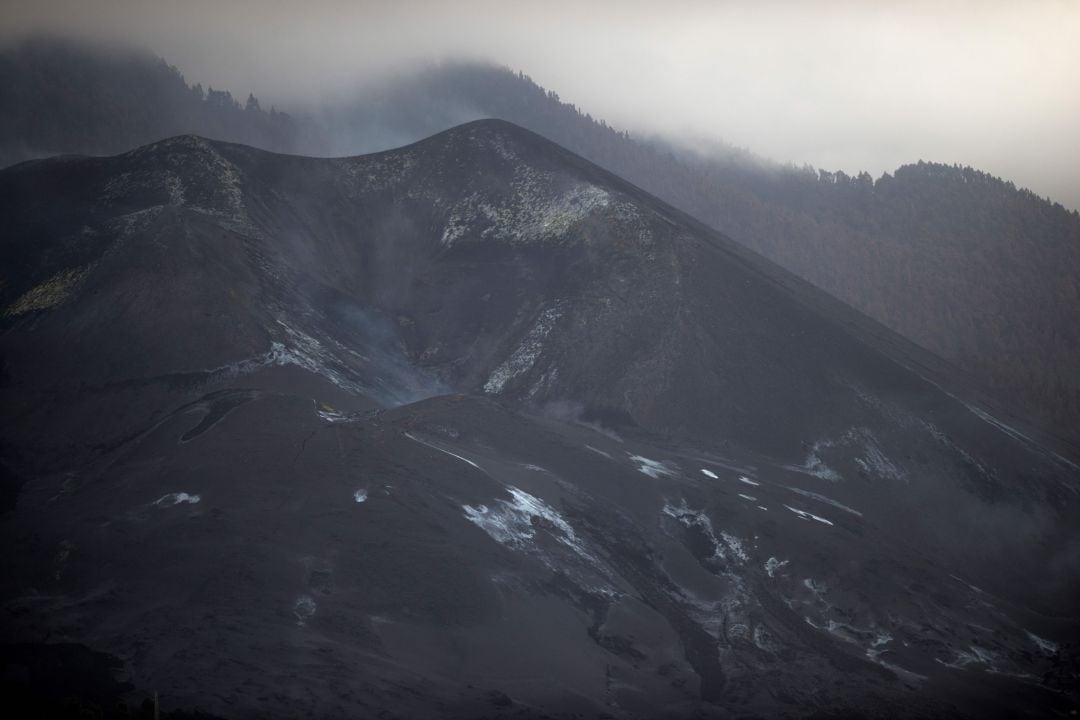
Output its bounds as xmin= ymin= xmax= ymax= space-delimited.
xmin=2 ymin=0 xmax=1078 ymax=207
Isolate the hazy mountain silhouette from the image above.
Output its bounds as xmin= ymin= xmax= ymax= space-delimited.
xmin=3 ymin=38 xmax=1077 ymax=452
xmin=0 ymin=36 xmax=298 ymax=167
xmin=315 ymin=61 xmax=1080 ymax=451
xmin=1 ymin=121 xmax=1077 ymax=718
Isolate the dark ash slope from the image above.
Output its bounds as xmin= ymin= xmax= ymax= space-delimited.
xmin=1 ymin=121 xmax=1077 ymax=719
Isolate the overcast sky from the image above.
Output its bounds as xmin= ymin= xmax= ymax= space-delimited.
xmin=4 ymin=0 xmax=1079 ymax=208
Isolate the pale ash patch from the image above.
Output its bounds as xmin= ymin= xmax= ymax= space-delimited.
xmin=463 ymin=486 xmax=593 ymax=563
xmin=721 ymin=533 xmax=750 ymax=563
xmin=439 ymin=163 xmax=611 ymax=249
xmin=786 ymin=427 xmax=905 ymax=484
xmin=662 ymin=500 xmax=750 ymax=564
xmin=176 ymin=328 xmax=360 ymax=398
xmin=515 ymin=180 xmax=611 ymax=241
xmin=631 ymin=455 xmax=677 ymax=479
xmin=154 ymin=492 xmax=200 ymax=507
xmin=700 ymin=468 xmax=719 ymax=479
xmin=790 ymin=442 xmax=843 ymax=482
xmin=266 ymin=320 xmax=366 ymax=396
xmin=353 ymin=489 xmax=368 ymax=503
xmin=764 ymin=557 xmax=789 ymax=578
xmin=484 ymin=305 xmax=562 ymax=394
xmin=4 ymin=266 xmax=92 ymax=317
xmin=753 ymin=624 xmax=780 ymax=653
xmin=865 ymin=630 xmax=893 ymax=661
xmin=784 ymin=505 xmax=835 ymax=526
xmin=853 ymin=432 xmax=906 ymax=482
xmin=807 ymin=619 xmax=926 ymax=680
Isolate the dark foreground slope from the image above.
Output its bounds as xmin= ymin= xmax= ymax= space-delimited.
xmin=1 ymin=121 xmax=1077 ymax=718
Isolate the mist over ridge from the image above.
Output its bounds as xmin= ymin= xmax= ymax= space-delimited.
xmin=3 ymin=10 xmax=1080 ymax=717
xmin=2 ymin=0 xmax=1078 ymax=210
xmin=2 ymin=34 xmax=1079 ymax=454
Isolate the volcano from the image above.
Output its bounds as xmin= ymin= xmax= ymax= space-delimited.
xmin=1 ymin=120 xmax=1077 ymax=718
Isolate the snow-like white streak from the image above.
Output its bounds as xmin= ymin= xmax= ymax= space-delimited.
xmin=784 ymin=487 xmax=862 ymax=516
xmin=701 ymin=468 xmax=719 ymax=479
xmin=585 ymin=445 xmax=612 ymax=459
xmin=154 ymin=492 xmax=201 ymax=507
xmin=405 ymin=432 xmax=484 ymax=471
xmin=738 ymin=493 xmax=757 ymax=502
xmin=631 ymin=455 xmax=676 ymax=479
xmin=784 ymin=505 xmax=835 ymax=526
xmin=738 ymin=476 xmax=759 ymax=486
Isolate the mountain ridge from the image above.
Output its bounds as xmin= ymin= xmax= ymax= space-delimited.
xmin=38 ymin=122 xmax=1080 ymax=462
xmin=4 ymin=39 xmax=1078 ymax=448
xmin=2 ymin=120 xmax=1078 ymax=718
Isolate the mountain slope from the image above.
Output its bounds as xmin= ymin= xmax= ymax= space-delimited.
xmin=4 ymin=40 xmax=1078 ymax=449
xmin=1 ymin=122 xmax=1078 ymax=718
xmin=318 ymin=61 xmax=1080 ymax=448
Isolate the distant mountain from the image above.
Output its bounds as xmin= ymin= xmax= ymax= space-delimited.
xmin=0 ymin=36 xmax=299 ymax=166
xmin=1 ymin=122 xmax=1077 ymax=718
xmin=2 ymin=38 xmax=1078 ymax=451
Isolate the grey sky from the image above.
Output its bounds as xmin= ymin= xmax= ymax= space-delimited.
xmin=4 ymin=0 xmax=1079 ymax=208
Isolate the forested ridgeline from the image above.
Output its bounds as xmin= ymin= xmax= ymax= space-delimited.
xmin=0 ymin=37 xmax=298 ymax=166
